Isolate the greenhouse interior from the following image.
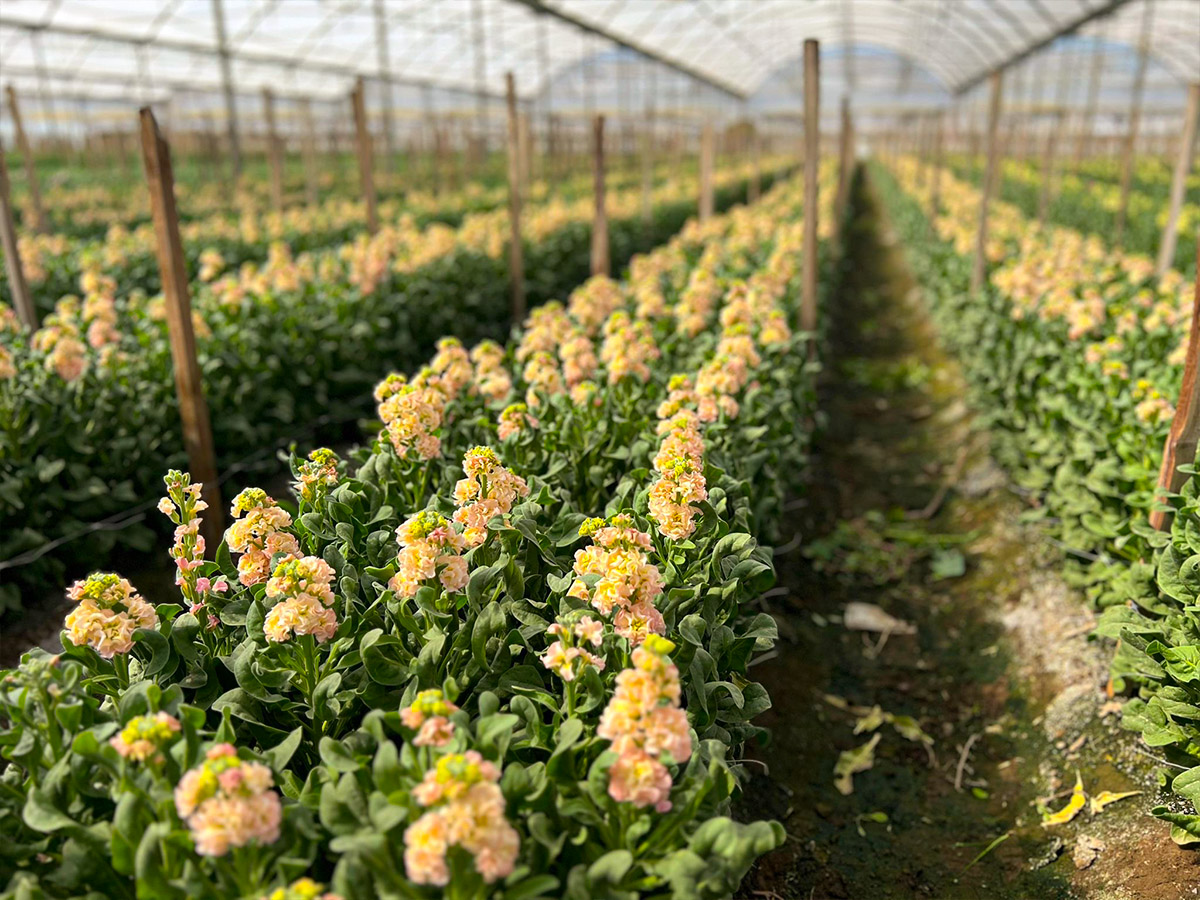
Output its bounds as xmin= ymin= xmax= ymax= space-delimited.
xmin=0 ymin=0 xmax=1199 ymax=898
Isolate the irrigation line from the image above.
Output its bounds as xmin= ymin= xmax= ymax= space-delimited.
xmin=0 ymin=391 xmax=375 ymax=574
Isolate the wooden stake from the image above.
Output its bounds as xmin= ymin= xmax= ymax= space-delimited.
xmin=930 ymin=110 xmax=945 ymax=217
xmin=835 ymin=97 xmax=853 ymax=231
xmin=262 ymin=88 xmax=284 ymax=214
xmin=352 ymin=78 xmax=379 ymax=235
xmin=1151 ymin=246 xmax=1200 ymax=531
xmin=5 ymin=87 xmax=49 ymax=234
xmin=0 ymin=139 xmax=35 ymax=329
xmin=591 ymin=114 xmax=609 ymax=277
xmin=699 ymin=123 xmax=714 ymax=221
xmin=640 ymin=123 xmax=654 ymax=226
xmin=801 ymin=38 xmax=820 ymax=336
xmin=1116 ymin=4 xmax=1153 ymax=246
xmin=138 ymin=107 xmax=223 ymax=547
xmin=300 ymin=98 xmax=319 ymax=208
xmin=748 ymin=123 xmax=761 ymax=203
xmin=1037 ymin=111 xmax=1064 ymax=227
xmin=504 ymin=73 xmax=526 ymax=325
xmin=1157 ymin=83 xmax=1200 ymax=277
xmin=517 ymin=111 xmax=532 ymax=199
xmin=972 ymin=72 xmax=1004 ymax=294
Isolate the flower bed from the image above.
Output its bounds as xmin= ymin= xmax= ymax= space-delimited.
xmin=1 ymin=170 xmax=832 ymax=898
xmin=875 ymin=157 xmax=1200 ymax=844
xmin=0 ymin=165 xmax=790 ymax=616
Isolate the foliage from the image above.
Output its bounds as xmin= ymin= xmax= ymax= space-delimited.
xmin=0 ymin=172 xmax=830 ymax=897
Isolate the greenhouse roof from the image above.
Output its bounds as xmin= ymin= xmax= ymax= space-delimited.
xmin=0 ymin=0 xmax=1196 ymax=113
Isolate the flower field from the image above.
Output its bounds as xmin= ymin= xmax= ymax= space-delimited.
xmin=877 ymin=156 xmax=1200 ymax=844
xmin=0 ymin=160 xmax=790 ymax=616
xmin=1 ymin=168 xmax=837 ymax=898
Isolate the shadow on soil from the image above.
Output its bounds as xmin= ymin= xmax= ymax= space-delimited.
xmin=736 ymin=167 xmax=1199 ymax=899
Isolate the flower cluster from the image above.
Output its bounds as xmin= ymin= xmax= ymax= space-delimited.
xmin=295 ymin=448 xmax=340 ymax=504
xmin=375 ymin=372 xmax=444 ymax=461
xmin=470 ymin=339 xmax=512 ymax=402
xmin=599 ymin=312 xmax=660 ymax=384
xmin=263 ymin=556 xmax=338 ymax=643
xmin=159 ymin=470 xmax=228 ymax=620
xmin=648 ymin=414 xmax=708 ymax=541
xmin=540 ymin=615 xmax=606 ymax=682
xmin=174 ymin=743 xmax=282 ymax=857
xmin=597 ymin=635 xmax=692 ymax=812
xmin=429 ymin=337 xmax=473 ymax=400
xmin=515 ymin=302 xmax=572 ymax=362
xmin=559 ymin=328 xmax=598 ymax=387
xmin=568 ymin=515 xmax=665 ymax=645
xmin=388 ymin=510 xmax=469 ymax=598
xmin=403 ymin=751 xmax=520 ymax=886
xmin=258 ymin=877 xmax=342 ymax=900
xmin=63 ymin=572 xmax=159 ymax=660
xmin=225 ymin=488 xmax=301 ymax=587
xmin=452 ymin=447 xmax=530 ymax=546
xmin=674 ymin=267 xmax=721 ymax=336
xmin=521 ymin=350 xmax=566 ymax=407
xmin=567 ymin=275 xmax=626 ymax=335
xmin=399 ymin=688 xmax=460 ymax=747
xmin=496 ymin=402 xmax=539 ymax=441
xmin=109 ymin=711 xmax=181 ymax=763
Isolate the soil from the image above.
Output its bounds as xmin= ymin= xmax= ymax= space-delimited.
xmin=735 ymin=168 xmax=1199 ymax=899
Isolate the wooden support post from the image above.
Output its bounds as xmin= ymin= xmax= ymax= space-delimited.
xmin=699 ymin=123 xmax=714 ymax=221
xmin=591 ymin=114 xmax=609 ymax=277
xmin=930 ymin=110 xmax=945 ymax=217
xmin=5 ymin=87 xmax=49 ymax=234
xmin=835 ymin=97 xmax=853 ymax=231
xmin=1151 ymin=248 xmax=1200 ymax=531
xmin=300 ymin=98 xmax=319 ymax=208
xmin=1038 ymin=111 xmax=1064 ymax=227
xmin=641 ymin=123 xmax=654 ymax=226
xmin=352 ymin=78 xmax=379 ymax=235
xmin=517 ymin=111 xmax=532 ymax=198
xmin=1116 ymin=4 xmax=1153 ymax=246
xmin=972 ymin=72 xmax=1004 ymax=294
xmin=801 ymin=38 xmax=820 ymax=337
xmin=138 ymin=107 xmax=223 ymax=547
xmin=1157 ymin=84 xmax=1200 ymax=277
xmin=504 ymin=73 xmax=526 ymax=326
xmin=0 ymin=140 xmax=35 ymax=329
xmin=748 ymin=123 xmax=761 ymax=203
xmin=211 ymin=0 xmax=241 ymax=179
xmin=262 ymin=88 xmax=284 ymax=214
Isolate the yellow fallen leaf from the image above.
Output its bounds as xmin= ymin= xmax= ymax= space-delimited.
xmin=1089 ymin=790 xmax=1141 ymax=815
xmin=1042 ymin=772 xmax=1086 ymax=827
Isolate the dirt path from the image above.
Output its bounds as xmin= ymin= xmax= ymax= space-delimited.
xmin=737 ymin=168 xmax=1199 ymax=899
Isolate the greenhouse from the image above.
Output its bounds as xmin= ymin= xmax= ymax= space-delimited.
xmin=0 ymin=0 xmax=1198 ymax=897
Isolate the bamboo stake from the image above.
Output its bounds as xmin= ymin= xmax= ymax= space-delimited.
xmin=351 ymin=78 xmax=379 ymax=235
xmin=0 ymin=139 xmax=35 ymax=329
xmin=801 ymin=38 xmax=820 ymax=337
xmin=1151 ymin=245 xmax=1200 ymax=531
xmin=591 ymin=114 xmax=609 ymax=277
xmin=5 ymin=87 xmax=49 ymax=234
xmin=262 ymin=88 xmax=284 ymax=214
xmin=1037 ymin=111 xmax=1065 ymax=227
xmin=138 ymin=107 xmax=223 ymax=546
xmin=699 ymin=123 xmax=714 ymax=222
xmin=1157 ymin=84 xmax=1200 ymax=277
xmin=504 ymin=73 xmax=526 ymax=326
xmin=517 ymin=111 xmax=532 ymax=199
xmin=972 ymin=72 xmax=1004 ymax=294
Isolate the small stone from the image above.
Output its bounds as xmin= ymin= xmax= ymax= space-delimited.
xmin=1072 ymin=834 xmax=1106 ymax=870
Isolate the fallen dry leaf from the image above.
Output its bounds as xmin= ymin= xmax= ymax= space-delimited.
xmin=1042 ymin=772 xmax=1086 ymax=827
xmin=1089 ymin=790 xmax=1142 ymax=815
xmin=834 ymin=733 xmax=882 ymax=796
xmin=843 ymin=602 xmax=917 ymax=635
